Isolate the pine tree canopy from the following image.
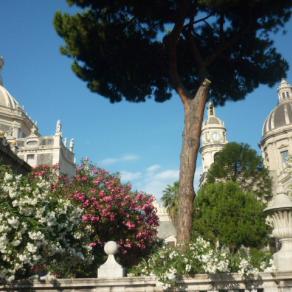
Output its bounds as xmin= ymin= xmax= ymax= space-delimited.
xmin=55 ymin=0 xmax=290 ymax=104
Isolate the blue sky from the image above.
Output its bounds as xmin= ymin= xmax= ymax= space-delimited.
xmin=0 ymin=1 xmax=291 ymax=199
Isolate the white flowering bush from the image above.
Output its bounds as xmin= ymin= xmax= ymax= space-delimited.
xmin=0 ymin=167 xmax=92 ymax=282
xmin=130 ymin=237 xmax=272 ymax=289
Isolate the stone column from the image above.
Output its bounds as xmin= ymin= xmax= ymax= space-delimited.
xmin=264 ymin=191 xmax=292 ymax=272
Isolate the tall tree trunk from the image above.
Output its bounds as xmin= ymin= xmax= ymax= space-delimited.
xmin=177 ymin=79 xmax=211 ymax=244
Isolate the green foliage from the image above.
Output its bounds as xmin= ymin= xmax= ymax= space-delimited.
xmin=207 ymin=142 xmax=272 ymax=199
xmin=54 ymin=0 xmax=290 ymax=104
xmin=161 ymin=181 xmax=179 ymax=228
xmin=193 ymin=181 xmax=271 ymax=252
xmin=131 ymin=236 xmax=272 ymax=289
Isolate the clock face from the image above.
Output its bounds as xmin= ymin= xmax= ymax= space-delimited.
xmin=212 ymin=132 xmax=220 ymax=141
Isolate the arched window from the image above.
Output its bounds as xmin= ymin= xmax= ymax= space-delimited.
xmin=214 ymin=152 xmax=219 ymax=161
xmin=280 ymin=150 xmax=289 ymax=165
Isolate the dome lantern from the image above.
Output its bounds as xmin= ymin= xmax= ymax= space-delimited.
xmin=278 ymin=79 xmax=292 ymax=103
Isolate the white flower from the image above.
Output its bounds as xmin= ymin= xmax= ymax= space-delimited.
xmin=11 ymin=240 xmax=21 ymax=247
xmin=4 ymin=172 xmax=13 ymax=181
xmin=19 ymin=254 xmax=29 ymax=263
xmin=7 ymin=275 xmax=15 ymax=282
xmin=169 ymin=251 xmax=177 ymax=259
xmin=185 ymin=264 xmax=192 ymax=272
xmin=7 ymin=217 xmax=19 ymax=228
xmin=28 ymin=231 xmax=44 ymax=241
xmin=26 ymin=243 xmax=38 ymax=254
xmin=73 ymin=232 xmax=82 ymax=239
xmin=166 ymin=268 xmax=176 ymax=281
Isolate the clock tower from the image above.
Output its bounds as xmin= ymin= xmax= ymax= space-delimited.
xmin=200 ymin=102 xmax=228 ymax=184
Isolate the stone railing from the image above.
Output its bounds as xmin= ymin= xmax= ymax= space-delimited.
xmin=2 ymin=272 xmax=292 ymax=291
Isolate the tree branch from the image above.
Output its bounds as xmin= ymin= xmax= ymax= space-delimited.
xmin=194 ymin=13 xmax=213 ymax=24
xmin=204 ymin=33 xmax=242 ymax=67
xmin=205 ymin=10 xmax=254 ymax=67
xmin=185 ymin=16 xmax=208 ymax=79
xmin=165 ymin=0 xmax=191 ymax=106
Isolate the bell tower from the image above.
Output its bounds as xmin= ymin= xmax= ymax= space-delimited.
xmin=200 ymin=102 xmax=228 ymax=184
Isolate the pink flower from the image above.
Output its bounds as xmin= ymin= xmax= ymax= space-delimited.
xmin=89 ymin=242 xmax=97 ymax=247
xmin=103 ymin=195 xmax=113 ymax=202
xmin=124 ymin=221 xmax=136 ymax=229
xmin=82 ymin=214 xmax=91 ymax=222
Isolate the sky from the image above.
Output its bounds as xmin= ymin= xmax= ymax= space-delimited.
xmin=0 ymin=1 xmax=291 ymax=200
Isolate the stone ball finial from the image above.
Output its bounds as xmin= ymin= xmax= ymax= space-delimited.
xmin=104 ymin=241 xmax=118 ymax=255
xmin=98 ymin=241 xmax=124 ymax=278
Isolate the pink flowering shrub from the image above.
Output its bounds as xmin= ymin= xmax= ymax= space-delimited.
xmin=57 ymin=161 xmax=160 ymax=268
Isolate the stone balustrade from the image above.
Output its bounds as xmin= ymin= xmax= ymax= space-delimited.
xmin=1 ymin=272 xmax=292 ymax=291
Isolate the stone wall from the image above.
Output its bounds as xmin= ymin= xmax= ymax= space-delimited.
xmin=2 ymin=272 xmax=292 ymax=292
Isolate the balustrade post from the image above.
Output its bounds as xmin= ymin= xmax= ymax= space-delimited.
xmin=264 ymin=190 xmax=292 ymax=272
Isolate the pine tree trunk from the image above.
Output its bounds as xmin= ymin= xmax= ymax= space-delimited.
xmin=176 ymin=79 xmax=211 ymax=244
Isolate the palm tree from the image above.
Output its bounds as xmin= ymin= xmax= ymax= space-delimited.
xmin=161 ymin=181 xmax=179 ymax=228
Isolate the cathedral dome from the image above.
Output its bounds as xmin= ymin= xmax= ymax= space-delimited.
xmin=0 ymin=85 xmax=19 ymax=109
xmin=263 ymin=79 xmax=292 ymax=136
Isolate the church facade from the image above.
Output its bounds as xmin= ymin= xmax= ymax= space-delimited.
xmin=0 ymin=58 xmax=76 ymax=177
xmin=200 ymin=79 xmax=292 ymax=195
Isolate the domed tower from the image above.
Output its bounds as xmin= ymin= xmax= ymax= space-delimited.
xmin=0 ymin=58 xmax=76 ymax=177
xmin=261 ymin=79 xmax=292 ymax=193
xmin=0 ymin=57 xmax=36 ymax=138
xmin=200 ymin=102 xmax=228 ymax=184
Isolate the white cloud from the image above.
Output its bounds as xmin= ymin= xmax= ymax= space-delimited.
xmin=99 ymin=154 xmax=139 ymax=166
xmin=154 ymin=170 xmax=179 ymax=180
xmin=120 ymin=171 xmax=142 ymax=181
xmin=100 ymin=158 xmax=202 ymax=201
xmin=127 ymin=165 xmax=180 ymax=200
xmin=146 ymin=164 xmax=161 ymax=174
xmin=127 ymin=165 xmax=202 ymax=200
xmin=122 ymin=154 xmax=140 ymax=161
xmin=142 ymin=180 xmax=168 ymax=198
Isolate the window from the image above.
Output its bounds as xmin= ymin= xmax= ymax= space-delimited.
xmin=280 ymin=150 xmax=289 ymax=164
xmin=26 ymin=140 xmax=38 ymax=146
xmin=26 ymin=154 xmax=35 ymax=163
xmin=214 ymin=152 xmax=219 ymax=161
